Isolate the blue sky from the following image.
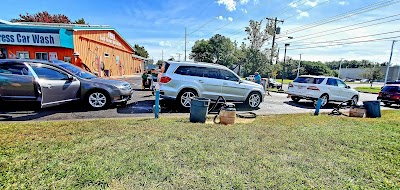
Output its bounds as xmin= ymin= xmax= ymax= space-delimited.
xmin=1 ymin=0 xmax=399 ymax=64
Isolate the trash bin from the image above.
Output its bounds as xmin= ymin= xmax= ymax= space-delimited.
xmin=363 ymin=101 xmax=381 ymax=118
xmin=190 ymin=98 xmax=210 ymax=123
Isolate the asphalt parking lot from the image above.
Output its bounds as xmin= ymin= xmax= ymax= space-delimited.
xmin=0 ymin=76 xmax=397 ymax=121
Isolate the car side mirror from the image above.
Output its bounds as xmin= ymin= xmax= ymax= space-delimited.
xmin=238 ymin=79 xmax=242 ymax=83
xmin=346 ymin=85 xmax=351 ymax=89
xmin=67 ymin=75 xmax=74 ymax=81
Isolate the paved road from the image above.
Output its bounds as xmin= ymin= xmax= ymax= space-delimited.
xmin=0 ymin=77 xmax=397 ymax=121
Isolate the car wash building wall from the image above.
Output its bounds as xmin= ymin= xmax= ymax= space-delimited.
xmin=0 ymin=21 xmax=143 ymax=77
xmin=72 ymin=28 xmax=143 ymax=76
xmin=0 ymin=24 xmax=74 ymax=61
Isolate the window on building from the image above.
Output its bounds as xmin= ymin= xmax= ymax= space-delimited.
xmin=16 ymin=51 xmax=29 ymax=59
xmin=35 ymin=52 xmax=49 ymax=61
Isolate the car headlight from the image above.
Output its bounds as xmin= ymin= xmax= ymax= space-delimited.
xmin=119 ymin=83 xmax=132 ymax=91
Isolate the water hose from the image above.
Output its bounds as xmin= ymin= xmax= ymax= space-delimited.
xmin=208 ymin=96 xmax=257 ymax=124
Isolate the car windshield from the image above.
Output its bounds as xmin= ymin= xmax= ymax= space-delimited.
xmin=58 ymin=63 xmax=96 ymax=79
xmin=382 ymin=86 xmax=400 ymax=93
xmin=294 ymin=77 xmax=325 ymax=84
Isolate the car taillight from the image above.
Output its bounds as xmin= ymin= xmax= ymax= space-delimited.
xmin=289 ymin=83 xmax=293 ymax=88
xmin=378 ymin=92 xmax=381 ymax=96
xmin=393 ymin=94 xmax=400 ymax=99
xmin=307 ymin=86 xmax=320 ymax=91
xmin=160 ymin=76 xmax=171 ymax=83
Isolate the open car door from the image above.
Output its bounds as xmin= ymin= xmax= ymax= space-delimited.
xmin=29 ymin=63 xmax=81 ymax=108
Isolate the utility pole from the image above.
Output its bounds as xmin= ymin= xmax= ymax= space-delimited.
xmin=267 ymin=17 xmax=284 ymax=64
xmin=384 ymin=40 xmax=396 ymax=85
xmin=184 ymin=27 xmax=187 ymax=61
xmin=338 ymin=58 xmax=344 ymax=78
xmin=275 ymin=48 xmax=280 ymax=64
xmin=176 ymin=53 xmax=182 ymax=61
xmin=297 ymin=54 xmax=302 ymax=77
xmin=281 ymin=43 xmax=290 ymax=88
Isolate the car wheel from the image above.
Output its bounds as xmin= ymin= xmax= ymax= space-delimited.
xmin=246 ymin=92 xmax=262 ymax=108
xmin=177 ymin=89 xmax=198 ymax=108
xmin=291 ymin=96 xmax=301 ymax=102
xmin=314 ymin=94 xmax=329 ymax=108
xmin=86 ymin=91 xmax=109 ymax=109
xmin=350 ymin=95 xmax=359 ymax=106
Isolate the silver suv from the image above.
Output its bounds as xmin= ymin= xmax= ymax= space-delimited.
xmin=159 ymin=61 xmax=265 ymax=108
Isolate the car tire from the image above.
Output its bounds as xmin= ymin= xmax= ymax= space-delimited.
xmin=246 ymin=91 xmax=262 ymax=108
xmin=177 ymin=89 xmax=198 ymax=109
xmin=314 ymin=94 xmax=329 ymax=108
xmin=291 ymin=96 xmax=301 ymax=102
xmin=349 ymin=95 xmax=359 ymax=106
xmin=86 ymin=91 xmax=109 ymax=109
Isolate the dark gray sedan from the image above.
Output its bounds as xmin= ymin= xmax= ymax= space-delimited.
xmin=0 ymin=59 xmax=133 ymax=109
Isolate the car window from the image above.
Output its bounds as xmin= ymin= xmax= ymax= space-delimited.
xmin=30 ymin=64 xmax=69 ymax=80
xmin=203 ymin=68 xmax=220 ymax=79
xmin=0 ymin=63 xmax=30 ymax=76
xmin=327 ymin=78 xmax=338 ymax=86
xmin=175 ymin=66 xmax=203 ymax=77
xmin=219 ymin=69 xmax=239 ymax=81
xmin=337 ymin=80 xmax=347 ymax=88
xmin=294 ymin=77 xmax=324 ymax=84
xmin=382 ymin=86 xmax=400 ymax=92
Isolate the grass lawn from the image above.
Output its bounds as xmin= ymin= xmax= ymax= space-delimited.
xmin=1 ymin=111 xmax=399 ymax=189
xmin=355 ymin=87 xmax=382 ymax=94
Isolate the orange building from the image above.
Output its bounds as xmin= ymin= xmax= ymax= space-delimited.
xmin=0 ymin=21 xmax=145 ymax=77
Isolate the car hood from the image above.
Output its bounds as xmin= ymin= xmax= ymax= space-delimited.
xmin=84 ymin=77 xmax=128 ymax=87
xmin=241 ymin=80 xmax=262 ymax=87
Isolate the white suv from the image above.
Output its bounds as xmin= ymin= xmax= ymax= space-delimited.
xmin=159 ymin=61 xmax=265 ymax=108
xmin=287 ymin=75 xmax=359 ymax=107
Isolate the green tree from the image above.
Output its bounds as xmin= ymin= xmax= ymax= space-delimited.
xmin=300 ymin=61 xmax=335 ymax=76
xmin=189 ymin=39 xmax=213 ymax=63
xmin=74 ymin=18 xmax=87 ymax=24
xmin=190 ymin=34 xmax=237 ymax=67
xmin=134 ymin=44 xmax=149 ymax=58
xmin=361 ymin=67 xmax=384 ymax=88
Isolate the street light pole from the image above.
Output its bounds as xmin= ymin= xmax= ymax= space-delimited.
xmin=281 ymin=43 xmax=290 ymax=86
xmin=384 ymin=40 xmax=397 ymax=85
xmin=297 ymin=54 xmax=302 ymax=78
xmin=338 ymin=58 xmax=344 ymax=78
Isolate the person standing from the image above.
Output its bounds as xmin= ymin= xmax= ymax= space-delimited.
xmin=142 ymin=70 xmax=149 ymax=89
xmin=73 ymin=52 xmax=84 ymax=68
xmin=0 ymin=50 xmax=6 ymax=59
xmin=254 ymin=72 xmax=261 ymax=84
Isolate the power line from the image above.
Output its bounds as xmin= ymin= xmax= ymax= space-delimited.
xmin=287 ymin=35 xmax=400 ymax=50
xmin=281 ymin=0 xmax=400 ymax=36
xmin=283 ymin=0 xmax=330 ymax=20
xmin=277 ymin=13 xmax=400 ymax=42
xmin=288 ymin=30 xmax=400 ymax=47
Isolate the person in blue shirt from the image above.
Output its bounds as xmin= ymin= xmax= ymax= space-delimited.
xmin=254 ymin=72 xmax=261 ymax=84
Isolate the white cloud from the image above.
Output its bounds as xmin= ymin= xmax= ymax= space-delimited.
xmin=217 ymin=15 xmax=225 ymax=20
xmin=240 ymin=0 xmax=249 ymax=5
xmin=253 ymin=0 xmax=259 ymax=5
xmin=289 ymin=2 xmax=297 ymax=8
xmin=241 ymin=8 xmax=248 ymax=14
xmin=296 ymin=10 xmax=310 ymax=19
xmin=338 ymin=1 xmax=349 ymax=5
xmin=228 ymin=17 xmax=233 ymax=22
xmin=217 ymin=0 xmax=237 ymax=12
xmin=305 ymin=0 xmax=318 ymax=7
xmin=159 ymin=41 xmax=172 ymax=47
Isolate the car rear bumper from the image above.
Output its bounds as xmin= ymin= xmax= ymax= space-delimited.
xmin=287 ymin=91 xmax=320 ymax=100
xmin=377 ymin=97 xmax=400 ymax=104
